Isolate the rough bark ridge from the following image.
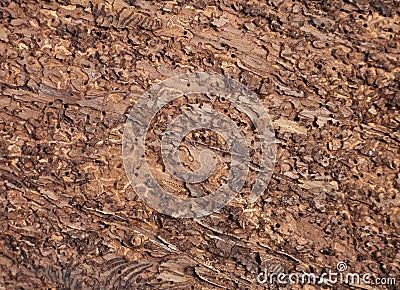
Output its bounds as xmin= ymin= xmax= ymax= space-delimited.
xmin=0 ymin=0 xmax=399 ymax=289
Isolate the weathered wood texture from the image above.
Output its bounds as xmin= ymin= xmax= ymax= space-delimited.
xmin=0 ymin=0 xmax=399 ymax=289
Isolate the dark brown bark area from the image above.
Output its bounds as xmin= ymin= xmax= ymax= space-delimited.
xmin=0 ymin=0 xmax=399 ymax=289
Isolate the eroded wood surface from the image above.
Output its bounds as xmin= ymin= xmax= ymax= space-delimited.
xmin=0 ymin=0 xmax=399 ymax=289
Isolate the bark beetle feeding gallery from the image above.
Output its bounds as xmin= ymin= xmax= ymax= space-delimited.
xmin=0 ymin=0 xmax=399 ymax=288
xmin=123 ymin=72 xmax=276 ymax=218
